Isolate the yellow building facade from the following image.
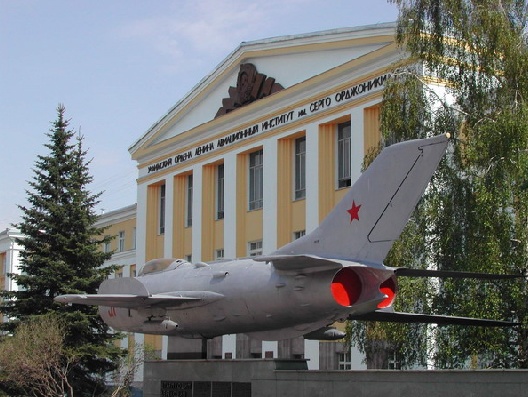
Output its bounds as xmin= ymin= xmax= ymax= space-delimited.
xmin=129 ymin=23 xmax=398 ymax=368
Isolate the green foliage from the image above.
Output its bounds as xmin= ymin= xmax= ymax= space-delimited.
xmin=110 ymin=344 xmax=158 ymax=397
xmin=0 ymin=105 xmax=122 ymax=394
xmin=348 ymin=0 xmax=528 ymax=369
xmin=0 ymin=314 xmax=76 ymax=397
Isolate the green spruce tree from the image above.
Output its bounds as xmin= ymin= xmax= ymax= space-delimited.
xmin=1 ymin=105 xmax=122 ymax=395
xmin=349 ymin=0 xmax=528 ymax=369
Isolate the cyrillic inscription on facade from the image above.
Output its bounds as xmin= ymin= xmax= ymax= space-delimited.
xmin=144 ymin=74 xmax=388 ymax=176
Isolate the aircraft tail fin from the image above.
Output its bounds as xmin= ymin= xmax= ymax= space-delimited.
xmin=273 ymin=134 xmax=449 ymax=263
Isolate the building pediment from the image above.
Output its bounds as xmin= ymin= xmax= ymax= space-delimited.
xmin=129 ymin=23 xmax=396 ymax=162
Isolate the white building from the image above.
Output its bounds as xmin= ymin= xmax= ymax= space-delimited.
xmin=0 ymin=228 xmax=23 ymax=299
xmin=125 ymin=23 xmax=402 ymax=369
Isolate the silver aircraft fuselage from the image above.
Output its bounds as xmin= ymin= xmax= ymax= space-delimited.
xmin=56 ymin=135 xmax=513 ymax=337
xmin=98 ymin=258 xmax=393 ymax=340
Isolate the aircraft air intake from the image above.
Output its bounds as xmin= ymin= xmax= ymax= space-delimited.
xmin=331 ymin=267 xmax=362 ymax=307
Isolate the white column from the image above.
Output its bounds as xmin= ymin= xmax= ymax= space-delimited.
xmin=223 ymin=153 xmax=237 ymax=259
xmin=305 ymin=124 xmax=319 ymax=233
xmin=304 ymin=340 xmax=320 ymax=369
xmin=222 ymin=334 xmax=236 ymax=359
xmin=163 ymin=176 xmax=174 ymax=258
xmin=262 ymin=138 xmax=280 ymax=354
xmin=262 ymin=340 xmax=278 ymax=358
xmin=161 ymin=335 xmax=168 ymax=360
xmin=350 ymin=107 xmax=364 ymax=183
xmin=262 ymin=138 xmax=278 ymax=253
xmin=334 ymin=109 xmax=365 ymax=370
xmin=136 ymin=183 xmax=148 ymax=266
xmin=133 ymin=333 xmax=145 ymax=381
xmin=6 ymin=240 xmax=16 ymax=291
xmin=191 ymin=165 xmax=203 ymax=261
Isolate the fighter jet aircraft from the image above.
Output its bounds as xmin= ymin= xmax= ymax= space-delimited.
xmin=55 ymin=133 xmax=518 ymax=340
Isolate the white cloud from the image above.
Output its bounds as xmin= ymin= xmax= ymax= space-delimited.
xmin=116 ymin=0 xmax=318 ymax=73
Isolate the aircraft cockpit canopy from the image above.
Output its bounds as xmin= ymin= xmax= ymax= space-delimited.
xmin=138 ymin=258 xmax=190 ymax=276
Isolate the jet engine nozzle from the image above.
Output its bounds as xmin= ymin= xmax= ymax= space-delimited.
xmin=331 ymin=267 xmax=363 ymax=307
xmin=377 ymin=275 xmax=397 ymax=308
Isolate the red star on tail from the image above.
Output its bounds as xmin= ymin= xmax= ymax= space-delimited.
xmin=347 ymin=200 xmax=361 ymax=222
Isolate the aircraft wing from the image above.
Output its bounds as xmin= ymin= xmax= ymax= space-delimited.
xmin=255 ymin=254 xmax=343 ymax=272
xmin=54 ymin=293 xmax=201 ymax=308
xmin=395 ymin=267 xmax=523 ymax=280
xmin=55 ymin=275 xmax=227 ymax=309
xmin=349 ymin=310 xmax=519 ymax=327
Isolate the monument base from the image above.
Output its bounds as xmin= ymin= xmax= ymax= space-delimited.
xmin=143 ymin=359 xmax=307 ymax=397
xmin=143 ymin=359 xmax=528 ymax=397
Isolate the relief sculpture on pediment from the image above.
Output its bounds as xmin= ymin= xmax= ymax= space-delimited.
xmin=215 ymin=63 xmax=284 ymax=118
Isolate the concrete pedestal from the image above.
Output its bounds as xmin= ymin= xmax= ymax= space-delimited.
xmin=144 ymin=359 xmax=528 ymax=397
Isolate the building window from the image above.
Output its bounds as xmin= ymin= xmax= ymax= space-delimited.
xmin=248 ymin=240 xmax=263 ymax=257
xmin=103 ymin=236 xmax=111 ymax=253
xmin=185 ymin=254 xmax=192 ymax=262
xmin=118 ymin=231 xmax=125 ymax=252
xmin=217 ymin=164 xmax=224 ymax=219
xmin=159 ymin=184 xmax=166 ymax=234
xmin=337 ymin=121 xmax=351 ymax=188
xmin=294 ymin=137 xmax=306 ymax=200
xmin=388 ymin=351 xmax=401 ymax=369
xmin=215 ymin=249 xmax=224 ymax=259
xmin=249 ymin=149 xmax=263 ymax=210
xmin=130 ymin=265 xmax=137 ymax=278
xmin=132 ymin=227 xmax=136 ymax=250
xmin=186 ymin=174 xmax=193 ymax=227
xmin=294 ymin=230 xmax=306 ymax=240
xmin=338 ymin=351 xmax=352 ymax=370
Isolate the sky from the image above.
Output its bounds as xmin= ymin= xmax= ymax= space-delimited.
xmin=0 ymin=0 xmax=398 ymax=231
